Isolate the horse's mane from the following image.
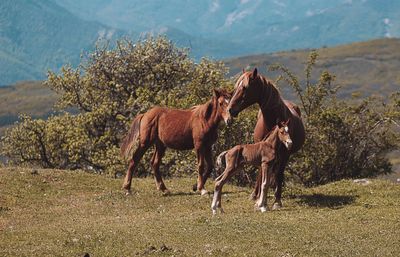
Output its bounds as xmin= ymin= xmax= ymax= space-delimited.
xmin=191 ymin=88 xmax=231 ymax=120
xmin=261 ymin=125 xmax=279 ymax=141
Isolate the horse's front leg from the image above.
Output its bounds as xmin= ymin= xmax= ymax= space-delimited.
xmin=272 ymin=154 xmax=289 ymax=210
xmin=255 ymin=162 xmax=269 ymax=212
xmin=194 ymin=148 xmax=208 ymax=195
xmin=200 ymin=146 xmax=214 ymax=194
xmin=251 ymin=167 xmax=262 ymax=200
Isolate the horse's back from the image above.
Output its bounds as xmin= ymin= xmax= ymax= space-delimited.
xmin=152 ymin=107 xmax=195 ymax=150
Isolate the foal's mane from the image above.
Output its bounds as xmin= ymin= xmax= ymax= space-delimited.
xmin=261 ymin=125 xmax=279 ymax=141
xmin=191 ymin=88 xmax=230 ymax=120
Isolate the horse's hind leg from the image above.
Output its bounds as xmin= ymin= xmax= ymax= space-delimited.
xmin=211 ymin=152 xmax=240 ymax=214
xmin=122 ymin=145 xmax=149 ymax=195
xmin=151 ymin=143 xmax=168 ymax=194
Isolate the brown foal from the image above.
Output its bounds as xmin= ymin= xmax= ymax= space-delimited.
xmin=211 ymin=120 xmax=292 ymax=214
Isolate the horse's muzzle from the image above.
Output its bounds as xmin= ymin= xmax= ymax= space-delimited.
xmin=284 ymin=140 xmax=293 ymax=151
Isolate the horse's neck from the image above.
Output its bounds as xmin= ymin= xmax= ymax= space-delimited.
xmin=258 ymin=79 xmax=288 ymax=130
xmin=263 ymin=128 xmax=279 ymax=149
xmin=199 ymin=98 xmax=220 ymax=128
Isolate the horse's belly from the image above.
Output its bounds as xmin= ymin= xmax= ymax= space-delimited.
xmin=162 ymin=135 xmax=194 ymax=150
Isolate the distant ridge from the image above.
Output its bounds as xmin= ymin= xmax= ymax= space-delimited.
xmin=224 ymin=38 xmax=400 ymax=99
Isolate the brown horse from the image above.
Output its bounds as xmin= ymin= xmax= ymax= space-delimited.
xmin=211 ymin=120 xmax=292 ymax=214
xmin=227 ymin=68 xmax=305 ymax=210
xmin=120 ymin=88 xmax=232 ymax=195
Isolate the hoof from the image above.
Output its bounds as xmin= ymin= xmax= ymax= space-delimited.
xmin=272 ymin=202 xmax=282 ymax=210
xmin=211 ymin=207 xmax=225 ymax=215
xmin=192 ymin=184 xmax=198 ymax=192
xmin=162 ymin=189 xmax=171 ymax=196
xmin=124 ymin=190 xmax=132 ymax=196
xmin=249 ymin=191 xmax=258 ymax=201
xmin=260 ymin=206 xmax=268 ymax=213
xmin=200 ymin=189 xmax=209 ymax=196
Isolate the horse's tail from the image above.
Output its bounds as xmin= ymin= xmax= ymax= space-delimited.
xmin=216 ymin=150 xmax=228 ymax=170
xmin=120 ymin=114 xmax=144 ymax=160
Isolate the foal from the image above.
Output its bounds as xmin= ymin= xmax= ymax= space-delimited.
xmin=121 ymin=89 xmax=231 ymax=195
xmin=211 ymin=120 xmax=292 ymax=214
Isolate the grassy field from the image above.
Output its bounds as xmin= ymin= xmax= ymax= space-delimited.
xmin=1 ymin=167 xmax=399 ymax=256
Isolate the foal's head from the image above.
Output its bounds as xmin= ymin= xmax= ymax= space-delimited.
xmin=213 ymin=88 xmax=232 ymax=125
xmin=228 ymin=68 xmax=261 ymax=117
xmin=277 ymin=120 xmax=292 ymax=150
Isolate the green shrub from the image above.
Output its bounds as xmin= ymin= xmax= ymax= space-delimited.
xmin=271 ymin=51 xmax=400 ymax=185
xmin=1 ymin=39 xmax=398 ymax=187
xmin=1 ymin=37 xmax=231 ymax=176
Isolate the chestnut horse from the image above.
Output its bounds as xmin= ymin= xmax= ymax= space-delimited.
xmin=228 ymin=68 xmax=305 ymax=210
xmin=121 ymin=89 xmax=231 ymax=195
xmin=211 ymin=120 xmax=292 ymax=214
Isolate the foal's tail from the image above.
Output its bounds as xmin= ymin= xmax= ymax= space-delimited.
xmin=120 ymin=114 xmax=144 ymax=160
xmin=216 ymin=150 xmax=228 ymax=170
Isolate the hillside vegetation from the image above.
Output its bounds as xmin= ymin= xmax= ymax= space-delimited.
xmin=0 ymin=81 xmax=56 ymax=135
xmin=1 ymin=38 xmax=398 ymax=135
xmin=225 ymin=38 xmax=400 ymax=99
xmin=0 ymin=167 xmax=399 ymax=256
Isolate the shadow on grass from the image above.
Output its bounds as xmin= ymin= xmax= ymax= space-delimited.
xmin=165 ymin=189 xmax=248 ymax=197
xmin=295 ymin=193 xmax=357 ymax=209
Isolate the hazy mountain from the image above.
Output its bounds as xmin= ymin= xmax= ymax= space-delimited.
xmin=2 ymin=0 xmax=400 ymax=85
xmin=0 ymin=0 xmax=125 ymax=85
xmin=54 ymin=0 xmax=400 ymax=54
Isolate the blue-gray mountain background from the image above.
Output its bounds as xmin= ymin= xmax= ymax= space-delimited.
xmin=1 ymin=0 xmax=399 ymax=85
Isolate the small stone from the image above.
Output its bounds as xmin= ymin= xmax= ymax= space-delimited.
xmin=31 ymin=169 xmax=38 ymax=175
xmin=353 ymin=179 xmax=370 ymax=185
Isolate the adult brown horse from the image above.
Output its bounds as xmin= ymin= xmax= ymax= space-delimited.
xmin=227 ymin=68 xmax=305 ymax=210
xmin=121 ymin=88 xmax=232 ymax=195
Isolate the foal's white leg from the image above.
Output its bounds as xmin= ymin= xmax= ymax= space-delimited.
xmin=211 ymin=189 xmax=220 ymax=215
xmin=256 ymin=163 xmax=269 ymax=212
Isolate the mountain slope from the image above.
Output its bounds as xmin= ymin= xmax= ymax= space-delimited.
xmin=224 ymin=38 xmax=400 ymax=98
xmin=0 ymin=0 xmax=124 ymax=85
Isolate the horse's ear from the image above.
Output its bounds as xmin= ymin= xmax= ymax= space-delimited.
xmin=242 ymin=68 xmax=245 ymax=74
xmin=251 ymin=68 xmax=258 ymax=79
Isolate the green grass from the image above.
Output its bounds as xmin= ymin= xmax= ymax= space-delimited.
xmin=1 ymin=167 xmax=399 ymax=256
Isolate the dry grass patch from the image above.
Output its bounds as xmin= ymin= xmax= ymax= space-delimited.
xmin=1 ymin=167 xmax=399 ymax=256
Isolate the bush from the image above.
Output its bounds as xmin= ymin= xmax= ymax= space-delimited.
xmin=1 ymin=38 xmax=398 ymax=187
xmin=1 ymin=37 xmax=232 ymax=176
xmin=270 ymin=51 xmax=400 ymax=185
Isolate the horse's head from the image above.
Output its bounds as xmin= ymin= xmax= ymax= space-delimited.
xmin=277 ymin=119 xmax=292 ymax=150
xmin=214 ymin=88 xmax=232 ymax=125
xmin=228 ymin=68 xmax=260 ymax=117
